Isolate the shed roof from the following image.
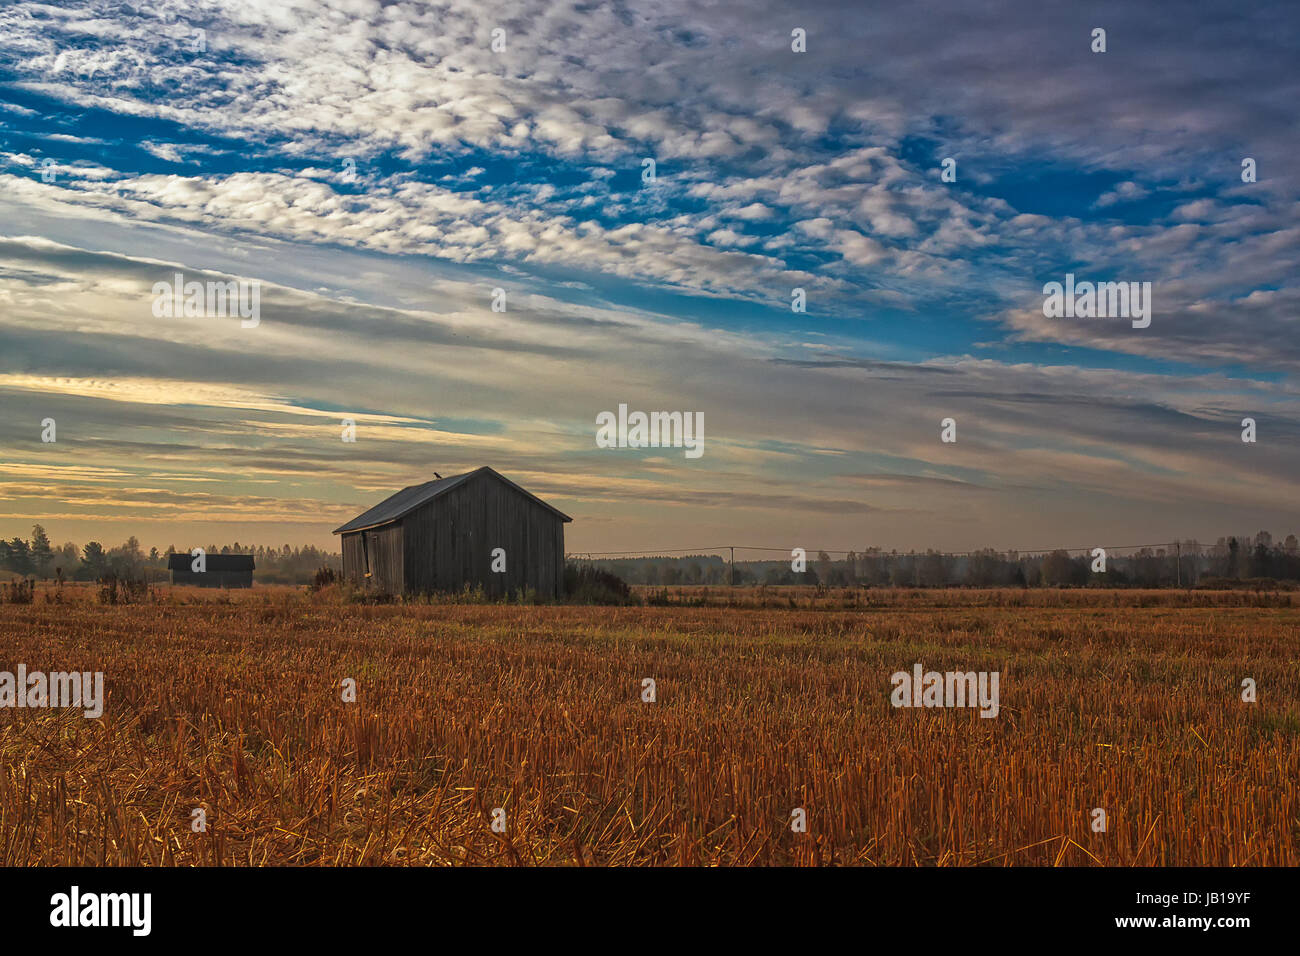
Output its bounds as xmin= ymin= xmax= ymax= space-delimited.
xmin=167 ymin=553 xmax=255 ymax=571
xmin=333 ymin=466 xmax=572 ymax=534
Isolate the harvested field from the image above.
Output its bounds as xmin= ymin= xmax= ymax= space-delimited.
xmin=1 ymin=588 xmax=1296 ymax=865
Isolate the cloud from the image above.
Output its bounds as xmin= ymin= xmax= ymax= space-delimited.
xmin=0 ymin=0 xmax=1296 ymax=550
xmin=1094 ymin=181 xmax=1150 ymax=208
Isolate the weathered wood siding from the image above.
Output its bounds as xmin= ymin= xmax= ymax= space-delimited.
xmin=170 ymin=569 xmax=253 ymax=588
xmin=341 ymin=522 xmax=404 ymax=593
xmin=341 ymin=532 xmax=364 ymax=583
xmin=401 ymin=470 xmax=565 ymax=598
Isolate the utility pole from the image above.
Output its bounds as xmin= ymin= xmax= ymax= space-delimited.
xmin=729 ymin=546 xmax=735 ymax=587
xmin=1176 ymin=540 xmax=1182 ymax=587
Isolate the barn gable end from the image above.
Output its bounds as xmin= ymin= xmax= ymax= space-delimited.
xmin=334 ymin=467 xmax=570 ymax=598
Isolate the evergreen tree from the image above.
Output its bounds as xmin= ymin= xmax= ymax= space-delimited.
xmin=82 ymin=541 xmax=107 ymax=580
xmin=30 ymin=524 xmax=54 ymax=578
xmin=6 ymin=537 xmax=32 ymax=575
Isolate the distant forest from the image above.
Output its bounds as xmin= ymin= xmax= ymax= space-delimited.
xmin=579 ymin=532 xmax=1300 ymax=589
xmin=3 ymin=526 xmax=1300 ymax=588
xmin=0 ymin=526 xmax=341 ymax=585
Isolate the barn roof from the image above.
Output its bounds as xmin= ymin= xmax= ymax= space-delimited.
xmin=167 ymin=553 xmax=255 ymax=571
xmin=332 ymin=466 xmax=572 ymax=534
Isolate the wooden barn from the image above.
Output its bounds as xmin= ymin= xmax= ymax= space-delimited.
xmin=333 ymin=467 xmax=572 ymax=598
xmin=167 ymin=552 xmax=255 ymax=588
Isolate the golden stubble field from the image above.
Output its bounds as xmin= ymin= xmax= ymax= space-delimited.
xmin=1 ymin=587 xmax=1297 ymax=866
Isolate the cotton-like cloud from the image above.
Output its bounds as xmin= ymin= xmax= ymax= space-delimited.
xmin=0 ymin=0 xmax=1296 ymax=551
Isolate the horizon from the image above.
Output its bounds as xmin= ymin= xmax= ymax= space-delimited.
xmin=1 ymin=520 xmax=1292 ymax=564
xmin=2 ymin=1 xmax=1298 ymax=553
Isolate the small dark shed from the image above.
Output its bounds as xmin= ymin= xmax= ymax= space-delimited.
xmin=333 ymin=466 xmax=571 ymax=598
xmin=168 ymin=552 xmax=255 ymax=588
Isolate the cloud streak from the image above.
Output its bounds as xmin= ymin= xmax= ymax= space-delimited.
xmin=0 ymin=0 xmax=1295 ymax=553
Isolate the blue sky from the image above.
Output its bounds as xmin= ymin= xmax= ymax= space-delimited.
xmin=0 ymin=0 xmax=1297 ymax=554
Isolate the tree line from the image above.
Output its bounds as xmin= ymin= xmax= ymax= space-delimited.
xmin=578 ymin=532 xmax=1300 ymax=588
xmin=5 ymin=525 xmax=1298 ymax=588
xmin=0 ymin=526 xmax=340 ymax=585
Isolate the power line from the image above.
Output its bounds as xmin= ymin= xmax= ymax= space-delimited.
xmin=570 ymin=541 xmax=1182 ymax=559
xmin=569 ymin=546 xmax=736 ymax=556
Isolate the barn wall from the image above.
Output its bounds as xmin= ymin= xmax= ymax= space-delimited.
xmin=341 ymin=532 xmax=364 ymax=584
xmin=401 ymin=471 xmax=565 ymax=598
xmin=341 ymin=524 xmax=404 ymax=593
xmin=400 ymin=507 xmax=437 ymax=593
xmin=171 ymin=570 xmax=253 ymax=588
